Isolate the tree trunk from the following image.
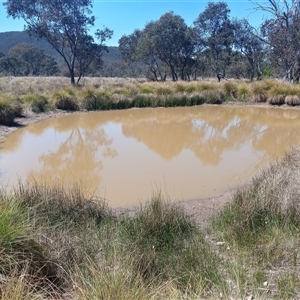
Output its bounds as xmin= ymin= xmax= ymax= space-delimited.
xmin=256 ymin=62 xmax=262 ymax=80
xmin=70 ymin=69 xmax=76 ymax=85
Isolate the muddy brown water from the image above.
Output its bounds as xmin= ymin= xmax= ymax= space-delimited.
xmin=1 ymin=105 xmax=300 ymax=208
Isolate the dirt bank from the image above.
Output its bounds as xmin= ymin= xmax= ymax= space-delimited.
xmin=0 ymin=110 xmax=83 ymax=141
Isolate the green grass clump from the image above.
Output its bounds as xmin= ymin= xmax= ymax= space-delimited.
xmin=210 ymin=143 xmax=300 ymax=298
xmin=0 ymin=180 xmax=224 ymax=299
xmin=155 ymin=87 xmax=173 ymax=96
xmin=196 ymin=82 xmax=215 ymax=92
xmin=0 ymin=195 xmax=29 ymax=248
xmin=175 ymin=83 xmax=197 ymax=93
xmin=285 ymin=95 xmax=300 ymax=106
xmin=284 ymin=86 xmax=300 ymax=106
xmin=222 ymin=81 xmax=238 ymax=100
xmin=139 ymin=85 xmax=154 ymax=94
xmin=80 ymin=89 xmax=111 ymax=110
xmin=0 ymin=95 xmax=22 ymax=124
xmin=164 ymin=95 xmax=189 ymax=107
xmin=131 ymin=95 xmax=154 ymax=108
xmin=118 ymin=195 xmax=222 ymax=294
xmin=236 ymin=84 xmax=250 ymax=101
xmin=21 ymin=94 xmax=52 ymax=113
xmin=53 ymin=90 xmax=79 ymax=111
xmin=267 ymin=85 xmax=290 ymax=105
xmin=213 ymin=144 xmax=300 ymax=246
xmin=14 ymin=179 xmax=111 ymax=229
xmin=201 ymin=89 xmax=225 ymax=104
xmin=0 ymin=192 xmax=62 ymax=296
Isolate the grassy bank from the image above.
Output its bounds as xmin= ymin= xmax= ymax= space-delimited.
xmin=1 ymin=77 xmax=300 ymax=125
xmin=0 ymin=180 xmax=223 ymax=299
xmin=1 ymin=144 xmax=300 ymax=298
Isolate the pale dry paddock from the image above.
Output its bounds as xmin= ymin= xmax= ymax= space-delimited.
xmin=1 ymin=76 xmax=300 ymax=105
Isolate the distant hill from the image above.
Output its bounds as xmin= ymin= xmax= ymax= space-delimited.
xmin=0 ymin=31 xmax=122 ymax=64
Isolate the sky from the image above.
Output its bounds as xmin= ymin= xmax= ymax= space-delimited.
xmin=0 ymin=0 xmax=271 ymax=47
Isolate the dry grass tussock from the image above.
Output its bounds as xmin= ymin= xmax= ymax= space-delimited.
xmin=211 ymin=143 xmax=300 ymax=299
xmin=2 ymin=77 xmax=300 ymax=125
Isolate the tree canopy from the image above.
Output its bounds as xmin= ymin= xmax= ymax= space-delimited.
xmin=3 ymin=0 xmax=300 ymax=81
xmin=4 ymin=0 xmax=112 ymax=84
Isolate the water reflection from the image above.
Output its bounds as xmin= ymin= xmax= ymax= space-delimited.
xmin=1 ymin=106 xmax=300 ymax=207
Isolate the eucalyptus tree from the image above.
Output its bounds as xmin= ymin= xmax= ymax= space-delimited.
xmin=8 ymin=42 xmax=58 ymax=76
xmin=148 ymin=12 xmax=196 ymax=81
xmin=255 ymin=0 xmax=300 ymax=81
xmin=4 ymin=0 xmax=112 ymax=84
xmin=193 ymin=1 xmax=235 ymax=78
xmin=119 ymin=12 xmax=196 ymax=81
xmin=0 ymin=55 xmax=21 ymax=76
xmin=75 ymin=28 xmax=113 ymax=84
xmin=233 ymin=19 xmax=264 ymax=80
xmin=119 ymin=27 xmax=165 ymax=81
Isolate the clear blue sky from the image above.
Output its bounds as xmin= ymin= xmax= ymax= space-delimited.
xmin=0 ymin=0 xmax=270 ymax=46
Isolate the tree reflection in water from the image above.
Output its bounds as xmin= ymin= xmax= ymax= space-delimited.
xmin=1 ymin=106 xmax=300 ymax=206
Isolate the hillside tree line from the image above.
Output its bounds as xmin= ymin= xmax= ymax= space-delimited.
xmin=2 ymin=0 xmax=300 ymax=82
xmin=119 ymin=0 xmax=300 ymax=82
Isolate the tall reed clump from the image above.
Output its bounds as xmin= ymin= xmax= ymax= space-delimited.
xmin=211 ymin=144 xmax=300 ymax=298
xmin=0 ymin=94 xmax=22 ymax=124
